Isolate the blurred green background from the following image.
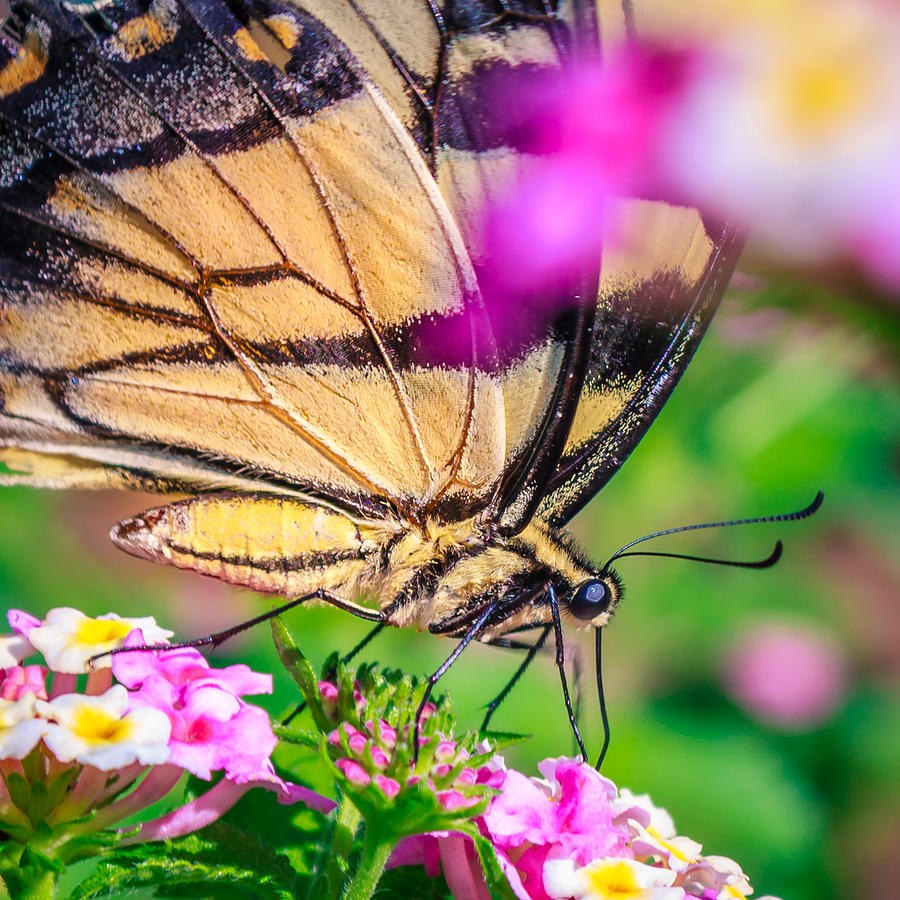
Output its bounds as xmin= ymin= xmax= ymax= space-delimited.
xmin=1 ymin=279 xmax=897 ymax=900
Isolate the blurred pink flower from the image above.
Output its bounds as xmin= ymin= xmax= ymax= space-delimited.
xmin=722 ymin=622 xmax=848 ymax=729
xmin=476 ymin=46 xmax=696 ymax=341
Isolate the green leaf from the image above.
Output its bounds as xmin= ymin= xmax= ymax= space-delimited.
xmin=4 ymin=772 xmax=31 ymax=817
xmin=72 ymin=824 xmax=311 ymax=900
xmin=471 ymin=833 xmax=518 ymax=900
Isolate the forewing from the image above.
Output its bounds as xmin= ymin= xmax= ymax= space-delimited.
xmin=0 ymin=0 xmax=508 ymax=518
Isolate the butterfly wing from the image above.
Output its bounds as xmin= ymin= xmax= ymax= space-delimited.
xmin=536 ymin=202 xmax=743 ymax=528
xmin=297 ymin=0 xmax=603 ymax=527
xmin=0 ymin=0 xmax=607 ymax=529
xmin=0 ymin=0 xmax=516 ymax=519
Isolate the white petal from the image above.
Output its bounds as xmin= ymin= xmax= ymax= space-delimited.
xmin=37 ymin=686 xmax=171 ymax=770
xmin=544 ymin=858 xmax=587 ymax=899
xmin=30 ymin=609 xmax=173 ymax=674
xmin=0 ymin=694 xmax=45 ymax=759
xmin=0 ymin=718 xmax=46 ymax=759
xmin=0 ymin=633 xmax=34 ymax=668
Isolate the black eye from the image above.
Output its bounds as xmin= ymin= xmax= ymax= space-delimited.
xmin=569 ymin=580 xmax=611 ymax=621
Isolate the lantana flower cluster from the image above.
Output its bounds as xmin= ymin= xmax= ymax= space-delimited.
xmin=326 ymin=696 xmax=486 ymax=813
xmin=0 ymin=607 xmax=330 ymax=856
xmin=395 ymin=754 xmax=778 ymax=900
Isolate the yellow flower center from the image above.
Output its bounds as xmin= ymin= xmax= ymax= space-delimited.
xmin=75 ymin=618 xmax=132 ymax=646
xmin=584 ymin=860 xmax=645 ymax=898
xmin=772 ymin=54 xmax=871 ymax=141
xmin=0 ymin=700 xmax=16 ymax=729
xmin=722 ymin=887 xmax=749 ymax=899
xmin=72 ymin=705 xmax=133 ymax=745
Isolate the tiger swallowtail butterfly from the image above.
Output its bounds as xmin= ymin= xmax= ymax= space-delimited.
xmin=0 ymin=0 xmax=746 ymax=751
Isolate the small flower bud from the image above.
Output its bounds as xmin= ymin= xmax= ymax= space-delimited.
xmin=347 ymin=732 xmax=368 ymax=755
xmin=374 ymin=774 xmax=401 ymax=798
xmin=369 ymin=745 xmax=390 ymax=769
xmin=336 ymin=758 xmax=371 ymax=787
xmin=434 ymin=739 xmax=457 ymax=761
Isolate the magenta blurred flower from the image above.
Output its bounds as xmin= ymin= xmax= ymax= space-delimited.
xmin=476 ymin=46 xmax=695 ymax=342
xmin=473 ymin=0 xmax=900 ymax=307
xmin=722 ymin=621 xmax=848 ymax=729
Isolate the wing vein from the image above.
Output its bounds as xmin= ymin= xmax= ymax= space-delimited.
xmin=178 ymin=0 xmax=442 ymax=490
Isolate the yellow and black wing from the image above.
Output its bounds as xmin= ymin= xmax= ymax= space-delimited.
xmin=0 ymin=0 xmax=740 ymax=543
xmin=495 ymin=1 xmax=745 ymax=532
xmin=531 ymin=202 xmax=743 ymax=529
xmin=0 ymin=0 xmax=587 ymax=524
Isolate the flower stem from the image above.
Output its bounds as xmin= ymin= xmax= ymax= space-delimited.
xmin=18 ymin=869 xmax=56 ymax=900
xmin=340 ymin=824 xmax=393 ymax=900
xmin=320 ymin=794 xmax=361 ymax=900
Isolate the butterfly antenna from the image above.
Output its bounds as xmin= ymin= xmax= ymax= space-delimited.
xmin=612 ymin=540 xmax=783 ymax=570
xmin=594 ymin=628 xmax=611 ymax=770
xmin=601 ymin=491 xmax=823 ymax=571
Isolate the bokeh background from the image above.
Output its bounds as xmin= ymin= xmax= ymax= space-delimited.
xmin=1 ymin=269 xmax=897 ymax=900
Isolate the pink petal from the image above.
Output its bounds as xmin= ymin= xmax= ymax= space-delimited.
xmin=439 ymin=834 xmax=491 ymax=900
xmin=0 ymin=665 xmax=48 ymax=701
xmin=7 ymin=609 xmax=41 ymax=637
xmin=123 ymin=776 xmax=334 ymax=843
xmin=389 ymin=834 xmax=445 ymax=878
xmin=480 ymin=769 xmax=556 ymax=847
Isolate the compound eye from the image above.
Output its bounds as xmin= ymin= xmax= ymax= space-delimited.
xmin=569 ymin=580 xmax=611 ymax=621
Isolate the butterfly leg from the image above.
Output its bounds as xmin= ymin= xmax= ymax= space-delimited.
xmin=90 ymin=588 xmax=383 ymax=666
xmin=411 ymin=600 xmax=500 ymax=764
xmin=166 ymin=588 xmax=383 ymax=652
xmin=480 ymin=625 xmax=552 ymax=732
xmin=547 ymin=583 xmax=588 ymax=762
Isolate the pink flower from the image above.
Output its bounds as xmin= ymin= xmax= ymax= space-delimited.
xmin=0 ymin=664 xmax=48 ymax=701
xmin=114 ymin=634 xmax=271 ymax=698
xmin=113 ymin=632 xmax=281 ymax=782
xmin=722 ymin=622 xmax=848 ymax=729
xmin=479 ymin=758 xmax=632 ymax=900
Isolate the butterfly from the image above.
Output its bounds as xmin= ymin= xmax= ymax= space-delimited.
xmin=0 ymin=0 xmax=747 ymax=752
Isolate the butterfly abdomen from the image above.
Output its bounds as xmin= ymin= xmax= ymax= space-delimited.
xmin=110 ymin=492 xmax=397 ymax=604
